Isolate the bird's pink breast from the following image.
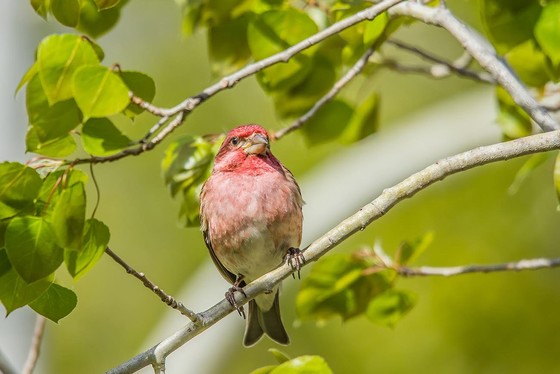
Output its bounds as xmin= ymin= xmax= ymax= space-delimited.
xmin=202 ymin=165 xmax=302 ymax=281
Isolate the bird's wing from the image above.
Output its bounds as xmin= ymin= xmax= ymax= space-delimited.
xmin=200 ymin=181 xmax=237 ymax=285
xmin=202 ymin=227 xmax=237 ymax=284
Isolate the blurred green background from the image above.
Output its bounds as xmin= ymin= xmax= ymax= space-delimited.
xmin=2 ymin=1 xmax=560 ymax=373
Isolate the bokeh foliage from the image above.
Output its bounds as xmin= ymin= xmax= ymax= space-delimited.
xmin=2 ymin=0 xmax=560 ymax=372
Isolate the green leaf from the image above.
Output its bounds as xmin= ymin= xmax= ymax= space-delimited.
xmin=296 ymin=253 xmax=391 ymax=322
xmin=495 ymin=86 xmax=532 ymax=140
xmin=31 ymin=0 xmax=49 ymax=19
xmin=302 ymin=100 xmax=353 ymax=146
xmin=26 ymin=127 xmax=77 ymax=158
xmin=94 ymin=0 xmax=121 ymax=10
xmin=366 ymin=289 xmax=416 ymax=328
xmin=208 ymin=14 xmax=253 ymax=75
xmin=0 ymin=249 xmax=10 ymax=278
xmin=162 ymin=135 xmax=222 ymax=227
xmin=86 ymin=38 xmax=106 ymax=62
xmin=269 ymin=349 xmax=290 ymax=364
xmin=272 ymin=55 xmax=336 ymax=118
xmin=77 ymin=0 xmax=127 ymax=38
xmin=395 ymin=232 xmax=434 ymax=266
xmin=0 ymin=220 xmax=8 ymax=250
xmin=249 ymin=366 xmax=276 ymax=374
xmin=535 ymin=0 xmax=560 ymax=67
xmin=50 ymin=182 xmax=86 ymax=250
xmin=363 ymin=12 xmax=389 ymax=45
xmin=506 ymin=39 xmax=554 ymax=88
xmin=37 ymin=169 xmax=88 ymax=212
xmin=16 ymin=62 xmax=38 ymax=94
xmin=82 ymin=118 xmax=131 ymax=156
xmin=120 ymin=71 xmax=156 ymax=116
xmin=26 ymin=74 xmax=82 ymax=143
xmin=65 ymin=218 xmax=109 ymax=279
xmin=480 ymin=0 xmax=541 ymax=54
xmin=248 ymin=9 xmax=318 ymax=91
xmin=73 ymin=65 xmax=130 ymax=119
xmin=340 ymin=93 xmax=379 ymax=144
xmin=37 ymin=34 xmax=100 ymax=104
xmin=271 ymin=356 xmax=333 ymax=374
xmin=51 ymin=0 xmax=81 ymax=27
xmin=0 ymin=162 xmax=42 ymax=219
xmin=37 ymin=168 xmax=87 ymax=219
xmin=4 ymin=216 xmax=64 ymax=283
xmin=30 ymin=283 xmax=77 ymax=322
xmin=179 ymin=0 xmax=204 ymax=36
xmin=331 ymin=2 xmax=369 ymax=47
xmin=508 ymin=153 xmax=551 ymax=195
xmin=0 ymin=268 xmax=52 ymax=315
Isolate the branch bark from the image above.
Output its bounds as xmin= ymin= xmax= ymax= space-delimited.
xmin=273 ymin=44 xmax=376 ymax=140
xmin=108 ymin=130 xmax=560 ymax=373
xmin=399 ymin=257 xmax=560 ymax=277
xmin=67 ymin=0 xmax=558 ymax=168
xmin=383 ymin=39 xmax=495 ymax=83
xmin=105 ymin=247 xmax=200 ymax=323
xmin=389 ymin=2 xmax=559 ymax=132
xmin=22 ymin=315 xmax=46 ymax=374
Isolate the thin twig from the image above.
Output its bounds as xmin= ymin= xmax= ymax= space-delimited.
xmin=108 ymin=130 xmax=560 ymax=374
xmin=105 ymin=247 xmax=201 ymax=324
xmin=389 ymin=2 xmax=559 ymax=132
xmin=129 ymin=94 xmax=169 ymax=117
xmin=22 ymin=315 xmax=46 ymax=374
xmin=273 ymin=45 xmax=377 ymax=140
xmin=70 ymin=112 xmax=184 ymax=166
xmin=138 ymin=115 xmax=170 ymax=144
xmin=162 ymin=0 xmax=405 ymax=116
xmin=66 ymin=0 xmax=404 ymax=166
xmin=399 ymin=257 xmax=560 ymax=277
xmin=384 ymin=39 xmax=495 ymax=83
xmin=89 ymin=163 xmax=100 ymax=218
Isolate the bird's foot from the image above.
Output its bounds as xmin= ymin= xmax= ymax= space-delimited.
xmin=225 ymin=283 xmax=247 ymax=319
xmin=286 ymin=247 xmax=306 ymax=279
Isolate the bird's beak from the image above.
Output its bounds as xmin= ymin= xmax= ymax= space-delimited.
xmin=243 ymin=133 xmax=269 ymax=155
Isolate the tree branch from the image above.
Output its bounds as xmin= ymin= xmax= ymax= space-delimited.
xmin=21 ymin=315 xmax=46 ymax=374
xmin=399 ymin=257 xmax=560 ymax=277
xmin=105 ymin=247 xmax=200 ymax=324
xmin=67 ymin=0 xmax=405 ymax=165
xmin=389 ymin=2 xmax=559 ymax=132
xmin=272 ymin=44 xmax=377 ymax=140
xmin=382 ymin=39 xmax=495 ymax=83
xmin=108 ymin=130 xmax=560 ymax=373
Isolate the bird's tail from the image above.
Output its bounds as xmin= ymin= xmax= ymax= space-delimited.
xmin=243 ymin=292 xmax=289 ymax=347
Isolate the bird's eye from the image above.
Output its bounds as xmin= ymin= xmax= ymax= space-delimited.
xmin=230 ymin=137 xmax=240 ymax=146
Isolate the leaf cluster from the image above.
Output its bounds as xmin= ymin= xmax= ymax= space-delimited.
xmin=0 ymin=163 xmax=109 ymax=321
xmin=296 ymin=233 xmax=432 ymax=328
xmin=178 ymin=0 xmax=389 ymax=144
xmin=19 ymin=33 xmax=156 ymax=158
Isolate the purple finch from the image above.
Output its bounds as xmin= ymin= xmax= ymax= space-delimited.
xmin=200 ymin=124 xmax=304 ymax=346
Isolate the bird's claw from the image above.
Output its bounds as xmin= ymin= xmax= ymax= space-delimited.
xmin=286 ymin=247 xmax=305 ymax=279
xmin=225 ymin=284 xmax=246 ymax=319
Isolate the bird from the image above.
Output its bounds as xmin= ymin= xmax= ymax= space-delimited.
xmin=199 ymin=124 xmax=304 ymax=347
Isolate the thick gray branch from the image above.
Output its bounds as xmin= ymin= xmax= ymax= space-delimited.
xmin=108 ymin=130 xmax=560 ymax=373
xmin=389 ymin=2 xmax=559 ymax=132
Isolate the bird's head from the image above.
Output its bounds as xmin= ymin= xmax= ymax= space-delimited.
xmin=213 ymin=125 xmax=280 ymax=173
